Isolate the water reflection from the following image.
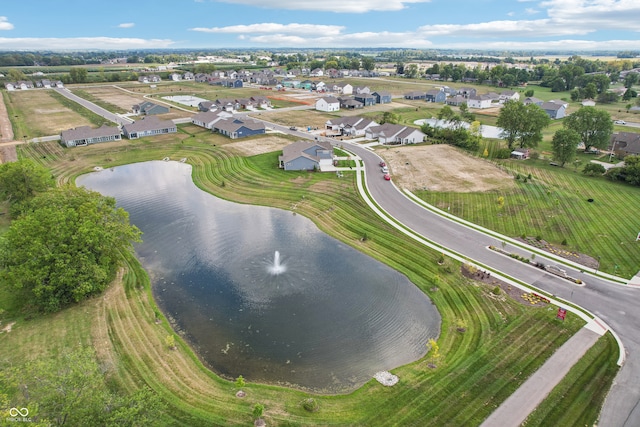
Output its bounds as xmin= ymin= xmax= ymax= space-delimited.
xmin=77 ymin=160 xmax=440 ymax=393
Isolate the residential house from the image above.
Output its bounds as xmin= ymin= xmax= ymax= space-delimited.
xmin=214 ymin=98 xmax=240 ymax=112
xmin=191 ymin=110 xmax=231 ymax=129
xmin=279 ymin=140 xmax=333 ymax=171
xmin=540 ymin=100 xmax=567 ymax=119
xmin=354 ymin=86 xmax=371 ymax=95
xmin=250 ymin=95 xmax=271 ymax=109
xmin=609 ymin=132 xmax=640 ymax=156
xmin=212 ymin=117 xmax=266 ymax=139
xmin=335 ymin=83 xmax=353 ymax=95
xmin=300 ymin=80 xmax=313 ymax=90
xmin=169 ymin=73 xmax=182 ymax=81
xmin=325 ymin=116 xmax=379 ymax=137
xmin=315 ymin=96 xmax=341 ymax=112
xmin=60 ymin=124 xmax=122 ymax=147
xmin=122 ymin=116 xmax=177 ymax=139
xmin=372 ymin=91 xmax=392 ymax=104
xmin=458 ymin=87 xmax=477 ymax=98
xmin=138 ymin=75 xmax=161 ymax=84
xmin=222 ymin=79 xmax=243 ymax=88
xmin=523 ymin=97 xmax=544 ymax=106
xmin=282 ymin=79 xmax=301 ymax=88
xmin=446 ymin=95 xmax=467 ymax=106
xmin=339 ymin=97 xmax=364 ymax=110
xmin=365 ymin=123 xmax=425 ymax=145
xmin=314 ymin=81 xmax=327 ymax=92
xmin=132 ymin=101 xmax=170 ymax=115
xmin=198 ymin=101 xmax=216 ymax=112
xmin=310 ymin=68 xmax=324 ymax=77
xmin=467 ymin=94 xmax=495 ymax=109
xmin=500 ymin=90 xmax=520 ymax=102
xmin=354 ymin=93 xmax=376 ymax=107
xmin=425 ymin=89 xmax=446 ymax=103
xmin=581 ymin=99 xmax=596 ymax=107
xmin=404 ymin=91 xmax=426 ymax=100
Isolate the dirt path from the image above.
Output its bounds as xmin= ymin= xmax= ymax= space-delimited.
xmin=0 ymin=91 xmax=19 ymax=163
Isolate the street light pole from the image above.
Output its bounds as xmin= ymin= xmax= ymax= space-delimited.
xmin=609 ymin=140 xmax=617 ymax=163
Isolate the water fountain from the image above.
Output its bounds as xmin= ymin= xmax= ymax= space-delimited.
xmin=268 ymin=250 xmax=286 ymax=275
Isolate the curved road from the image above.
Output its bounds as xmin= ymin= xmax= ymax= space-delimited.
xmin=339 ymin=140 xmax=640 ymax=427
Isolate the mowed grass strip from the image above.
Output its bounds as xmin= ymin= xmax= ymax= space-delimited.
xmin=1 ymin=135 xmax=617 ymax=426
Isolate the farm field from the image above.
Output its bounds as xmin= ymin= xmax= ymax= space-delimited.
xmin=1 ymin=135 xmax=618 ymax=426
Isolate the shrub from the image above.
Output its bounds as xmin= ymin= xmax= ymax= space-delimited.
xmin=492 ymin=286 xmax=501 ymax=295
xmin=536 ymin=235 xmax=542 ymax=241
xmin=561 ymin=239 xmax=567 ymax=245
xmin=302 ymin=398 xmax=319 ymax=412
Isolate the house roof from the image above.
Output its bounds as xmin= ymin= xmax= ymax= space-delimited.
xmin=540 ymin=101 xmax=564 ymax=111
xmin=611 ymin=132 xmax=640 ymax=154
xmin=280 ymin=140 xmax=332 ymax=164
xmin=61 ymin=124 xmax=120 ymax=141
xmin=191 ymin=110 xmax=228 ymax=124
xmin=123 ymin=116 xmax=175 ymax=133
xmin=214 ymin=118 xmax=265 ymax=133
xmin=318 ymin=96 xmax=340 ymax=104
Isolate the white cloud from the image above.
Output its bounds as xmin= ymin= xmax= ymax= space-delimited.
xmin=418 ymin=19 xmax=592 ymax=38
xmin=0 ymin=16 xmax=14 ymax=31
xmin=216 ymin=0 xmax=430 ymax=13
xmin=525 ymin=8 xmax=539 ymax=14
xmin=118 ymin=23 xmax=135 ymax=28
xmin=540 ymin=0 xmax=640 ymax=31
xmin=0 ymin=37 xmax=175 ymax=50
xmin=191 ymin=23 xmax=344 ymax=36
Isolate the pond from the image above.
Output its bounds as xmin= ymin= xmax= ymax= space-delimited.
xmin=77 ymin=160 xmax=440 ymax=393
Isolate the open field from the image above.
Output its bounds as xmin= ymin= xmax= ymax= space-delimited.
xmin=4 ymin=89 xmax=96 ymax=138
xmin=0 ymin=134 xmax=619 ymax=426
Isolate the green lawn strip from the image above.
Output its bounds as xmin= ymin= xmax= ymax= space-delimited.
xmin=523 ymin=332 xmax=620 ymax=427
xmin=3 ymin=90 xmax=25 ymax=139
xmin=5 ymin=138 xmax=615 ymax=425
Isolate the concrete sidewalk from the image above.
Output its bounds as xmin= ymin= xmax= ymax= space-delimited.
xmin=481 ymin=327 xmax=602 ymax=427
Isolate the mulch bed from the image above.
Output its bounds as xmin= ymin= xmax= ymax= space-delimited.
xmin=461 ymin=264 xmax=547 ymax=307
xmin=515 ymin=237 xmax=599 ymax=270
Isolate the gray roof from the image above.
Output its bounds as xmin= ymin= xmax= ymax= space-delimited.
xmin=214 ymin=118 xmax=265 ymax=133
xmin=61 ymin=124 xmax=120 ymax=141
xmin=280 ymin=140 xmax=332 ymax=164
xmin=123 ymin=116 xmax=175 ymax=133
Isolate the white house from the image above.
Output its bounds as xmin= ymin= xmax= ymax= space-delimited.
xmin=467 ymin=94 xmax=494 ymax=109
xmin=315 ymin=96 xmax=340 ymax=112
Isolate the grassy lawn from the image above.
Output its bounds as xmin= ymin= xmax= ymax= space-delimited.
xmin=0 ymin=132 xmax=620 ymax=426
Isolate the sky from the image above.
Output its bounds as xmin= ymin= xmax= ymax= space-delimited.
xmin=0 ymin=0 xmax=639 ymax=51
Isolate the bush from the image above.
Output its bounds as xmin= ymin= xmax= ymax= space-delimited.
xmin=561 ymin=239 xmax=568 ymax=245
xmin=302 ymin=398 xmax=319 ymax=412
xmin=582 ymin=163 xmax=606 ymax=176
xmin=492 ymin=286 xmax=501 ymax=295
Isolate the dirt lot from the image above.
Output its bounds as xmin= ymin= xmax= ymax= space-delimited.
xmin=224 ymin=135 xmax=293 ymax=156
xmin=378 ymin=144 xmax=516 ymax=192
xmin=77 ymin=85 xmax=146 ymax=111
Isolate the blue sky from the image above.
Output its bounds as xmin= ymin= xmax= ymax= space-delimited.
xmin=0 ymin=0 xmax=639 ymax=51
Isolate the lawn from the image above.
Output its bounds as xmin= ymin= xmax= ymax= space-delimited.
xmin=0 ymin=132 xmax=620 ymax=426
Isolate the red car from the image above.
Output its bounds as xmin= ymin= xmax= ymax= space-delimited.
xmin=379 ymin=161 xmax=386 ymax=167
xmin=384 ymin=174 xmax=391 ymax=181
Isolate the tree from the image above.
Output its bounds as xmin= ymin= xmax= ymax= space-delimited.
xmin=497 ymin=100 xmax=550 ymax=150
xmin=253 ymin=403 xmax=265 ymax=420
xmin=551 ymin=129 xmax=580 ymax=167
xmin=361 ymin=57 xmax=375 ymax=71
xmin=0 ymin=186 xmax=142 ymax=312
xmin=405 ymin=64 xmax=419 ymax=79
xmin=0 ymin=158 xmax=54 ymax=216
xmin=7 ymin=68 xmax=26 ymax=81
xmin=68 ymin=67 xmax=88 ymax=83
xmin=1 ymin=347 xmax=164 ymax=426
xmin=563 ymin=106 xmax=613 ymax=151
xmin=380 ymin=111 xmax=400 ymax=124
xmin=624 ymin=72 xmax=639 ymax=88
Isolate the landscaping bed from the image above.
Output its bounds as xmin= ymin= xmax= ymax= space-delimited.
xmin=461 ymin=263 xmax=549 ymax=307
xmin=516 ymin=236 xmax=599 ymax=270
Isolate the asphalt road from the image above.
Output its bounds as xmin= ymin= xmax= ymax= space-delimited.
xmin=338 ymin=140 xmax=640 ymax=427
xmin=54 ymin=88 xmax=133 ymax=126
